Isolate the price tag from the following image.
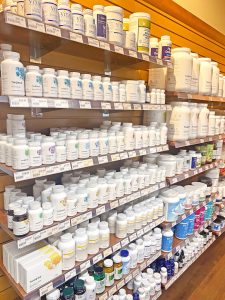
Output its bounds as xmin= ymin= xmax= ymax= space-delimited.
xmin=110 ymin=200 xmax=119 ymax=209
xmin=14 ymin=170 xmax=32 ymax=182
xmin=121 ymin=238 xmax=129 ymax=247
xmin=87 ymin=37 xmax=99 ymax=47
xmin=199 ymin=167 xmax=203 ymax=173
xmin=5 ymin=13 xmax=26 ymax=27
xmin=112 ymin=242 xmax=121 ymax=252
xmin=157 ymin=146 xmax=163 ymax=152
xmin=98 ymin=156 xmax=108 ymax=164
xmin=70 ymin=32 xmax=83 ymax=43
xmin=17 ymin=239 xmax=26 ymax=249
xmin=96 ymin=206 xmax=106 ymax=216
xmin=117 ymin=279 xmax=125 ymax=290
xmin=31 ymin=97 xmax=48 ymax=107
xmin=98 ymin=293 xmax=108 ymax=300
xmin=64 ymin=268 xmax=76 ymax=282
xmin=32 ymin=167 xmax=46 ymax=178
xmin=24 ymin=235 xmax=34 ymax=246
xmin=46 ymin=25 xmax=61 ymax=37
xmin=123 ymin=103 xmax=132 ymax=110
xmin=184 ymin=173 xmax=189 ymax=179
xmin=139 ymin=149 xmax=147 ymax=155
xmin=39 ymin=282 xmax=53 ymax=296
xmin=128 ymin=151 xmax=136 ymax=158
xmin=9 ymin=96 xmax=30 ymax=107
xmin=80 ymin=260 xmax=91 ymax=272
xmin=79 ymin=100 xmax=91 ymax=109
xmin=82 ymin=158 xmax=94 ymax=167
xmin=133 ymin=104 xmax=141 ymax=110
xmin=142 ymin=53 xmax=149 ymax=61
xmin=101 ymin=102 xmax=111 ymax=110
xmin=103 ymin=247 xmax=112 ymax=257
xmin=137 ymin=229 xmax=144 ymax=237
xmin=133 ymin=268 xmax=140 ymax=277
xmin=28 ymin=19 xmax=45 ymax=32
xmin=111 ymin=153 xmax=120 ymax=161
xmin=92 ymin=253 xmax=103 ymax=264
xmin=125 ymin=273 xmax=133 ymax=283
xmin=149 ymin=147 xmax=157 ymax=153
xmin=54 ymin=99 xmax=69 ymax=108
xmin=119 ymin=197 xmax=127 ymax=206
xmin=129 ymin=50 xmax=137 ymax=58
xmin=99 ymin=41 xmax=110 ymax=50
xmin=114 ymin=102 xmax=124 ymax=110
xmin=193 ymin=170 xmax=198 ymax=175
xmin=114 ymin=45 xmax=124 ymax=54
xmin=120 ymin=152 xmax=128 ymax=160
xmin=108 ymin=285 xmax=117 ymax=296
xmin=171 ymin=177 xmax=178 ymax=184
xmin=129 ymin=232 xmax=137 ymax=241
xmin=185 ymin=141 xmax=190 ymax=146
xmin=200 ymin=139 xmax=205 ymax=143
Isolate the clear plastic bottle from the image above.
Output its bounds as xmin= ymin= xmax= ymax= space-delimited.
xmin=43 ymin=68 xmax=58 ymax=98
xmin=1 ymin=51 xmax=25 ymax=96
xmin=93 ymin=5 xmax=107 ymax=41
xmin=25 ymin=65 xmax=42 ymax=97
xmin=83 ymin=9 xmax=96 ymax=38
xmin=71 ymin=3 xmax=84 ymax=34
xmin=58 ymin=0 xmax=72 ymax=30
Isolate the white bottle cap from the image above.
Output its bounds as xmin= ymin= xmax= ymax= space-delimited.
xmin=83 ymin=8 xmax=93 ymax=15
xmin=29 ymin=201 xmax=41 ymax=210
xmin=46 ymin=289 xmax=60 ymax=300
xmin=43 ymin=68 xmax=55 ymax=75
xmin=3 ymin=51 xmax=20 ymax=60
xmin=71 ymin=3 xmax=82 ymax=11
xmin=70 ymin=71 xmax=80 ymax=78
xmin=60 ymin=233 xmax=73 ymax=242
xmin=26 ymin=65 xmax=40 ymax=72
xmin=99 ymin=221 xmax=108 ymax=229
xmin=0 ymin=43 xmax=12 ymax=51
xmin=102 ymin=77 xmax=110 ymax=82
xmin=93 ymin=4 xmax=104 ymax=11
xmin=52 ymin=185 xmax=64 ymax=193
xmin=57 ymin=70 xmax=69 ymax=77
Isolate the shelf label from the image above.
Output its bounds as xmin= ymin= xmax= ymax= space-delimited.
xmin=28 ymin=19 xmax=45 ymax=32
xmin=64 ymin=268 xmax=76 ymax=282
xmin=120 ymin=152 xmax=128 ymax=160
xmin=96 ymin=206 xmax=106 ymax=216
xmin=101 ymin=102 xmax=111 ymax=110
xmin=117 ymin=279 xmax=125 ymax=290
xmin=79 ymin=100 xmax=91 ymax=109
xmin=14 ymin=170 xmax=32 ymax=181
xmin=108 ymin=285 xmax=117 ymax=296
xmin=129 ymin=232 xmax=137 ymax=241
xmin=54 ymin=99 xmax=69 ymax=108
xmin=92 ymin=253 xmax=103 ymax=264
xmin=9 ymin=96 xmax=29 ymax=107
xmin=123 ymin=103 xmax=132 ymax=110
xmin=139 ymin=149 xmax=147 ymax=155
xmin=98 ymin=156 xmax=108 ymax=164
xmin=46 ymin=25 xmax=61 ymax=37
xmin=70 ymin=32 xmax=83 ymax=43
xmin=112 ymin=242 xmax=121 ymax=252
xmin=128 ymin=50 xmax=137 ymax=58
xmin=114 ymin=102 xmax=124 ymax=110
xmin=119 ymin=197 xmax=127 ymax=205
xmin=99 ymin=293 xmax=108 ymax=300
xmin=39 ymin=282 xmax=53 ymax=296
xmin=110 ymin=200 xmax=118 ymax=209
xmin=80 ymin=260 xmax=91 ymax=272
xmin=121 ymin=237 xmax=129 ymax=247
xmin=128 ymin=151 xmax=136 ymax=158
xmin=5 ymin=13 xmax=26 ymax=27
xmin=111 ymin=153 xmax=120 ymax=161
xmin=103 ymin=247 xmax=112 ymax=257
xmin=31 ymin=97 xmax=48 ymax=107
xmin=100 ymin=41 xmax=110 ymax=50
xmin=114 ymin=45 xmax=124 ymax=54
xmin=125 ymin=273 xmax=133 ymax=283
xmin=133 ymin=103 xmax=142 ymax=110
xmin=142 ymin=53 xmax=149 ymax=61
xmin=87 ymin=37 xmax=99 ymax=47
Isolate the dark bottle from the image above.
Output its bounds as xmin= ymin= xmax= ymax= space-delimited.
xmin=63 ymin=287 xmax=74 ymax=300
xmin=74 ymin=279 xmax=86 ymax=300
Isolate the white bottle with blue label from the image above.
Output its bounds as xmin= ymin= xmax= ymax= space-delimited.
xmin=162 ymin=228 xmax=174 ymax=252
xmin=160 ymin=189 xmax=179 ymax=222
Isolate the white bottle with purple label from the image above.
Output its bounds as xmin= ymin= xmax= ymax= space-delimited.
xmin=149 ymin=37 xmax=158 ymax=58
xmin=93 ymin=5 xmax=107 ymax=41
xmin=158 ymin=35 xmax=172 ymax=61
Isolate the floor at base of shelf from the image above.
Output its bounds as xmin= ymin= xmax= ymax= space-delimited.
xmin=159 ymin=233 xmax=225 ymax=300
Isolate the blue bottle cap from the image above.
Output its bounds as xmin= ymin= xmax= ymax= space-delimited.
xmin=120 ymin=249 xmax=129 ymax=257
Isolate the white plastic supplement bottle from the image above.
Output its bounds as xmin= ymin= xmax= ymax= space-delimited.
xmin=198 ymin=57 xmax=212 ymax=95
xmin=136 ymin=238 xmax=145 ymax=263
xmin=70 ymin=72 xmax=83 ymax=99
xmin=1 ymin=51 xmax=25 ymax=96
xmin=81 ymin=74 xmax=94 ymax=100
xmin=42 ymin=0 xmax=58 ymax=26
xmin=197 ymin=103 xmax=209 ymax=137
xmin=85 ymin=276 xmax=96 ymax=300
xmin=25 ymin=65 xmax=42 ymax=97
xmin=93 ymin=5 xmax=107 ymax=41
xmin=76 ymin=187 xmax=88 ymax=213
xmin=99 ymin=221 xmax=110 ymax=249
xmin=28 ymin=141 xmax=42 ymax=167
xmin=143 ymin=235 xmax=151 ymax=258
xmin=50 ymin=185 xmax=67 ymax=221
xmin=124 ymin=31 xmax=136 ymax=50
xmin=188 ymin=103 xmax=198 ymax=139
xmin=160 ymin=123 xmax=168 ymax=145
xmin=16 ymin=0 xmax=24 ymax=16
xmin=113 ymin=255 xmax=123 ymax=280
xmin=57 ymin=70 xmax=71 ymax=99
xmin=172 ymin=48 xmax=192 ymax=92
xmin=190 ymin=53 xmax=199 ymax=94
xmin=129 ymin=12 xmax=151 ymax=54
xmin=160 ymin=267 xmax=167 ymax=285
xmin=128 ymin=243 xmax=138 ymax=268
xmin=66 ymin=134 xmax=78 ymax=160
xmin=218 ymin=74 xmax=223 ymax=97
xmin=28 ymin=201 xmax=43 ymax=232
xmin=58 ymin=233 xmax=75 ymax=270
xmin=158 ymin=35 xmax=172 ymax=61
xmin=92 ymin=75 xmax=104 ymax=101
xmin=74 ymin=227 xmax=88 ymax=261
xmin=46 ymin=289 xmax=60 ymax=300
xmin=66 ymin=191 xmax=77 ymax=217
xmin=24 ymin=0 xmax=42 ymax=21
xmin=78 ymin=132 xmax=90 ymax=159
xmin=89 ymin=131 xmax=99 ymax=157
xmin=42 ymin=68 xmax=58 ymax=98
xmin=58 ymin=0 xmax=71 ymax=30
xmin=41 ymin=136 xmax=56 ymax=165
xmin=104 ymin=6 xmax=123 ymax=46
xmin=71 ymin=3 xmax=84 ymax=34
xmin=55 ymin=140 xmax=66 ymax=162
xmin=153 ymin=227 xmax=162 ymax=250
xmin=42 ymin=202 xmax=53 ymax=226
xmin=12 ymin=114 xmax=26 ymax=136
xmin=208 ymin=111 xmax=216 ymax=136
xmin=87 ymin=222 xmax=99 ymax=255
xmin=119 ymin=83 xmax=126 ymax=102
xmin=211 ymin=61 xmax=219 ymax=96
xmin=154 ymin=273 xmax=162 ymax=292
xmin=149 ymin=37 xmax=158 ymax=57
xmin=112 ymin=82 xmax=119 ymax=102
xmin=102 ymin=77 xmax=113 ymax=101
xmin=83 ymin=9 xmax=96 ymax=38
xmin=12 ymin=139 xmax=30 ymax=170
xmin=139 ymin=80 xmax=146 ymax=103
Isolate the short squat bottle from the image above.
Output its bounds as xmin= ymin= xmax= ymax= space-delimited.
xmin=42 ymin=0 xmax=59 ymax=27
xmin=71 ymin=3 xmax=84 ymax=35
xmin=58 ymin=0 xmax=72 ymax=30
xmin=13 ymin=207 xmax=29 ymax=236
xmin=1 ymin=51 xmax=25 ymax=96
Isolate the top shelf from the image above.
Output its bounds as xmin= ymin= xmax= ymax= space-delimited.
xmin=166 ymin=92 xmax=225 ymax=103
xmin=0 ymin=12 xmax=172 ymax=71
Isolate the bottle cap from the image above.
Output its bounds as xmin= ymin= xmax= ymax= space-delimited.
xmin=63 ymin=287 xmax=74 ymax=298
xmin=120 ymin=249 xmax=129 ymax=257
xmin=104 ymin=259 xmax=113 ymax=268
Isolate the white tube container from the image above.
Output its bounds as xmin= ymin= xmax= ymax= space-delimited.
xmin=198 ymin=57 xmax=212 ymax=95
xmin=172 ymin=48 xmax=192 ymax=93
xmin=190 ymin=53 xmax=199 ymax=94
xmin=129 ymin=12 xmax=151 ymax=54
xmin=104 ymin=6 xmax=123 ymax=46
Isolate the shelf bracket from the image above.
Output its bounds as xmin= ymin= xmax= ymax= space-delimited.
xmin=31 ymin=107 xmax=43 ymax=118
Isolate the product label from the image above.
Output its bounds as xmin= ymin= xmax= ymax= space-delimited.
xmin=114 ymin=266 xmax=123 ymax=280
xmin=13 ymin=219 xmax=29 ymax=236
xmin=29 ymin=212 xmax=43 ymax=231
xmin=96 ymin=278 xmax=105 ymax=294
xmin=58 ymin=8 xmax=72 ymax=30
xmin=53 ymin=197 xmax=67 ymax=221
xmin=162 ymin=235 xmax=173 ymax=252
xmin=162 ymin=45 xmax=171 ymax=61
xmin=122 ymin=260 xmax=130 ymax=274
xmin=107 ymin=18 xmax=123 ymax=44
xmin=96 ymin=14 xmax=107 ymax=38
xmin=43 ymin=76 xmax=58 ymax=98
xmin=136 ymin=18 xmax=150 ymax=53
xmin=43 ymin=2 xmax=58 ymax=26
xmin=25 ymin=0 xmax=42 ymax=21
xmin=1 ymin=65 xmax=25 ymax=95
xmin=105 ymin=271 xmax=114 ymax=287
xmin=72 ymin=12 xmax=84 ymax=34
xmin=165 ymin=202 xmax=179 ymax=222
